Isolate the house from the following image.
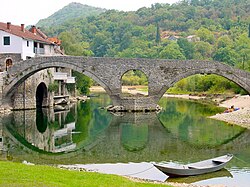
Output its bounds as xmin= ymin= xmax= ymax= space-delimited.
xmin=0 ymin=22 xmax=59 ymax=61
xmin=161 ymin=31 xmax=181 ymax=41
xmin=0 ymin=22 xmax=75 ymax=109
xmin=186 ymin=35 xmax=200 ymax=42
xmin=168 ymin=35 xmax=180 ymax=41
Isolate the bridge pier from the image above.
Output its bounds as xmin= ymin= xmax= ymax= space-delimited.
xmin=109 ymin=95 xmax=161 ymax=112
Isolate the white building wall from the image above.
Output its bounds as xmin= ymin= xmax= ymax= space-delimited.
xmin=44 ymin=45 xmax=54 ymax=55
xmin=22 ymin=39 xmax=35 ymax=60
xmin=0 ymin=31 xmax=22 ymax=54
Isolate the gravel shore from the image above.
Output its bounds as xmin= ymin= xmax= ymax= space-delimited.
xmin=210 ymin=95 xmax=250 ymax=129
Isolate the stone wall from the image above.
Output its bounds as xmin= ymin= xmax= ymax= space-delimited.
xmin=12 ymin=69 xmax=53 ymax=109
xmin=0 ymin=72 xmax=6 ymax=106
xmin=0 ymin=54 xmax=21 ymax=72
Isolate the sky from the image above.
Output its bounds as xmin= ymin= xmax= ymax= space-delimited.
xmin=0 ymin=0 xmax=179 ymax=26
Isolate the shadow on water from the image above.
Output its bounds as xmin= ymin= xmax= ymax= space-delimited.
xmin=166 ymin=168 xmax=233 ymax=183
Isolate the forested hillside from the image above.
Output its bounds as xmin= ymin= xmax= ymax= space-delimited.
xmin=38 ymin=0 xmax=250 ymax=94
xmin=36 ymin=2 xmax=106 ymax=28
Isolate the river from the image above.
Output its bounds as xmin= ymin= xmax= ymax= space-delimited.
xmin=0 ymin=93 xmax=250 ymax=187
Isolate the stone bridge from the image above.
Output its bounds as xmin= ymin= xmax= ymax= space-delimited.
xmin=2 ymin=56 xmax=250 ymax=111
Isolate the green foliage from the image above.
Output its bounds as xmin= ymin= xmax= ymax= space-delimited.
xmin=48 ymin=82 xmax=59 ymax=92
xmin=36 ymin=2 xmax=106 ymax=28
xmin=248 ymin=24 xmax=250 ymax=38
xmin=177 ymin=38 xmax=195 ymax=59
xmin=73 ymin=71 xmax=92 ymax=95
xmin=122 ymin=70 xmax=148 ymax=86
xmin=216 ymin=35 xmax=233 ymax=49
xmin=59 ymin=31 xmax=93 ymax=56
xmin=160 ymin=42 xmax=186 ymax=59
xmin=213 ymin=47 xmax=238 ymax=66
xmin=196 ymin=27 xmax=215 ymax=44
xmin=168 ymin=74 xmax=245 ymax=94
xmin=155 ymin=23 xmax=161 ymax=45
xmin=194 ymin=41 xmax=213 ymax=59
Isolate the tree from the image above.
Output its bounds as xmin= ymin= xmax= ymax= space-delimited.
xmin=159 ymin=42 xmax=186 ymax=59
xmin=194 ymin=41 xmax=212 ymax=59
xmin=177 ymin=38 xmax=195 ymax=59
xmin=73 ymin=71 xmax=92 ymax=95
xmin=91 ymin=32 xmax=112 ymax=57
xmin=59 ymin=31 xmax=93 ymax=56
xmin=234 ymin=33 xmax=250 ymax=70
xmin=196 ymin=27 xmax=215 ymax=44
xmin=213 ymin=47 xmax=238 ymax=66
xmin=155 ymin=22 xmax=161 ymax=45
xmin=249 ymin=24 xmax=250 ymax=38
xmin=216 ymin=35 xmax=233 ymax=49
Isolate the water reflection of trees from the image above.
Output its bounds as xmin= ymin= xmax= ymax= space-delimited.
xmin=158 ymin=98 xmax=245 ymax=148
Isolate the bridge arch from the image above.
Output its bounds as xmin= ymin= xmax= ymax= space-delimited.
xmin=157 ymin=65 xmax=250 ymax=100
xmin=121 ymin=69 xmax=149 ymax=97
xmin=4 ymin=57 xmax=112 ymax=101
xmin=36 ymin=82 xmax=48 ymax=108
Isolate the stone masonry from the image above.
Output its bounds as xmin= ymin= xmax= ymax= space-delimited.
xmin=12 ymin=69 xmax=53 ymax=109
xmin=2 ymin=56 xmax=250 ymax=111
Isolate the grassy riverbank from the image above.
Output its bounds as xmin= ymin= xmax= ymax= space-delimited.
xmin=0 ymin=161 xmax=172 ymax=187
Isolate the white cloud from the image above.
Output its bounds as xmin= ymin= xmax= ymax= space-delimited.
xmin=0 ymin=0 xmax=179 ymax=25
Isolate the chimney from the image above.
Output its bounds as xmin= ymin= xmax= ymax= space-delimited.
xmin=31 ymin=25 xmax=36 ymax=35
xmin=7 ymin=22 xmax=11 ymax=30
xmin=21 ymin=24 xmax=25 ymax=32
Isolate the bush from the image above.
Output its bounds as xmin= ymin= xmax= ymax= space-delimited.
xmin=48 ymin=82 xmax=59 ymax=92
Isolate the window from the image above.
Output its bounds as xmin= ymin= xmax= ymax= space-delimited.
xmin=5 ymin=59 xmax=13 ymax=71
xmin=39 ymin=43 xmax=44 ymax=48
xmin=3 ymin=36 xmax=10 ymax=45
xmin=27 ymin=41 xmax=29 ymax=47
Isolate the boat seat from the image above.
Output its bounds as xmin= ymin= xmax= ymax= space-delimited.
xmin=212 ymin=159 xmax=225 ymax=164
xmin=187 ymin=165 xmax=205 ymax=169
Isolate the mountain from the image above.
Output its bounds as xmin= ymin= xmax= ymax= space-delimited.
xmin=36 ymin=2 xmax=106 ymax=28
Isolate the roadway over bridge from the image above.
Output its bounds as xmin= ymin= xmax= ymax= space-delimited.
xmin=3 ymin=56 xmax=250 ymax=111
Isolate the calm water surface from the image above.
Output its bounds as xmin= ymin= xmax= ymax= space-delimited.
xmin=0 ymin=93 xmax=250 ymax=187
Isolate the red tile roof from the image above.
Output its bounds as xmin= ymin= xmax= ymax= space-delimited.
xmin=48 ymin=37 xmax=62 ymax=45
xmin=0 ymin=22 xmax=53 ymax=44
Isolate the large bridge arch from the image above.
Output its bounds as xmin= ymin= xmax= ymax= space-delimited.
xmin=155 ymin=60 xmax=250 ymax=101
xmin=3 ymin=57 xmax=113 ymax=101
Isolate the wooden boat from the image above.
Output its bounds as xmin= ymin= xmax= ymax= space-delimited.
xmin=153 ymin=154 xmax=233 ymax=177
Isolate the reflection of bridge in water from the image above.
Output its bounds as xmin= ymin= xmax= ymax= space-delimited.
xmin=1 ymin=110 xmax=250 ymax=165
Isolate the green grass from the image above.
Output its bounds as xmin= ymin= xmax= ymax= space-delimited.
xmin=137 ymin=87 xmax=148 ymax=92
xmin=0 ymin=161 xmax=171 ymax=187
